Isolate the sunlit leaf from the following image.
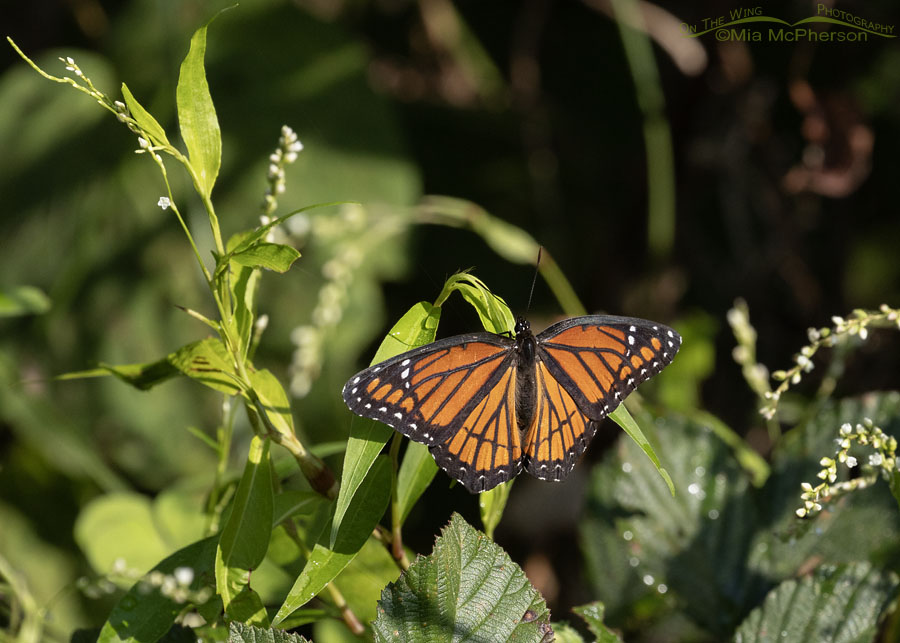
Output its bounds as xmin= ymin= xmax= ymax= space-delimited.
xmin=0 ymin=285 xmax=50 ymax=317
xmin=373 ymin=513 xmax=552 ymax=642
xmin=216 ymin=436 xmax=273 ymax=621
xmin=230 ymin=242 xmax=300 ymax=273
xmin=176 ymin=13 xmax=225 ymax=198
xmin=121 ymin=83 xmax=169 ymax=147
xmin=273 ymin=455 xmax=391 ymax=625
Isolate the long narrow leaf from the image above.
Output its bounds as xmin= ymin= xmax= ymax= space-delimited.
xmin=273 ymin=455 xmax=392 ymax=625
xmin=176 ymin=12 xmax=226 ymax=198
xmin=331 ymin=302 xmax=440 ymax=546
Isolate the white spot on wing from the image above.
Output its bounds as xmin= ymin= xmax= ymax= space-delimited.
xmin=401 ymin=367 xmax=410 ymax=379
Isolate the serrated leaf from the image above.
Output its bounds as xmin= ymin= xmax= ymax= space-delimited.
xmin=176 ymin=13 xmax=224 ymax=198
xmin=572 ymin=602 xmax=622 ymax=643
xmin=228 ymin=621 xmax=311 ymax=643
xmin=216 ymin=436 xmax=273 ymax=617
xmin=120 ymin=83 xmax=169 ymax=147
xmin=230 ymin=242 xmax=300 ymax=273
xmin=273 ymin=455 xmax=392 ymax=625
xmin=0 ymin=285 xmax=50 ymax=317
xmin=583 ymin=415 xmax=768 ymax=635
xmin=98 ymin=536 xmax=218 ymax=643
xmin=169 ymin=337 xmax=240 ymax=395
xmin=734 ymin=562 xmax=898 ymax=643
xmin=332 ymin=301 xmax=440 ymax=546
xmin=374 ymin=513 xmax=552 ymax=642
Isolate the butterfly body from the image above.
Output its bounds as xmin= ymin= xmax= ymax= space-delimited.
xmin=342 ymin=315 xmax=681 ymax=493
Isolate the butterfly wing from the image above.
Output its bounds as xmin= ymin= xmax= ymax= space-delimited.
xmin=536 ymin=315 xmax=682 ymax=421
xmin=342 ymin=333 xmax=524 ymax=493
xmin=522 ymin=358 xmax=598 ymax=482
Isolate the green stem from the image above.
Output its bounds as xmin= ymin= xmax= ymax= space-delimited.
xmin=389 ymin=433 xmax=411 ymax=569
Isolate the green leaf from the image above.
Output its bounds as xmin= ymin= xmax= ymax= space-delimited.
xmin=230 ymin=242 xmax=301 ymax=273
xmin=373 ymin=513 xmax=552 ymax=642
xmin=0 ymin=285 xmax=50 ymax=317
xmin=120 ymin=83 xmax=169 ymax=147
xmin=572 ymin=602 xmax=622 ymax=643
xmin=273 ymin=455 xmax=392 ymax=625
xmin=734 ymin=563 xmax=898 ymax=643
xmin=216 ymin=436 xmax=273 ymax=618
xmin=395 ymin=441 xmax=438 ymax=525
xmin=223 ymin=585 xmax=269 ymax=626
xmin=331 ymin=301 xmax=440 ymax=546
xmin=228 ymin=622 xmax=311 ymax=643
xmin=435 ymin=271 xmax=515 ymax=334
xmin=248 ymin=368 xmax=296 ymax=439
xmin=57 ymin=358 xmax=181 ymax=391
xmin=272 ymin=490 xmax=327 ymax=526
xmin=479 ymin=479 xmax=513 ymax=539
xmin=176 ymin=13 xmax=224 ymax=198
xmin=97 ymin=536 xmax=218 ymax=643
xmin=168 ymin=337 xmax=240 ymax=395
xmin=609 ymin=404 xmax=674 ymax=495
xmin=223 ymin=201 xmax=354 ymax=264
xmin=581 ymin=415 xmax=768 ymax=633
xmin=75 ymin=492 xmax=170 ymax=575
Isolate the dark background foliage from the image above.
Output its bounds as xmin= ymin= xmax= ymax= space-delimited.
xmin=2 ymin=0 xmax=900 ymax=638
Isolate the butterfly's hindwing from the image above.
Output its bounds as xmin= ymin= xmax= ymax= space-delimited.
xmin=430 ymin=361 xmax=524 ymax=493
xmin=524 ymin=360 xmax=597 ymax=482
xmin=537 ymin=316 xmax=682 ymax=420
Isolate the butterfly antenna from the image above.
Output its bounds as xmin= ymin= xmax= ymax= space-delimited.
xmin=525 ymin=246 xmax=543 ymax=315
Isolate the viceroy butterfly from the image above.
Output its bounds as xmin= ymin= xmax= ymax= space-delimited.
xmin=342 ymin=315 xmax=681 ymax=493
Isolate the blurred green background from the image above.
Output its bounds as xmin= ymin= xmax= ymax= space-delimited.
xmin=2 ymin=0 xmax=900 ymax=638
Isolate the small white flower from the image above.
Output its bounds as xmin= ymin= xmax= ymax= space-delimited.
xmin=846 ymin=456 xmax=858 ymax=468
xmin=859 ymin=326 xmax=868 ymax=340
xmin=869 ymin=453 xmax=884 ymax=467
xmin=173 ymin=566 xmax=194 ymax=586
xmin=840 ymin=423 xmax=853 ymax=435
xmin=137 ymin=137 xmax=150 ymax=150
xmin=157 ymin=196 xmax=171 ymax=210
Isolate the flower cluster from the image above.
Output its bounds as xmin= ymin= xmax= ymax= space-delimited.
xmin=762 ymin=304 xmax=900 ymax=420
xmin=796 ymin=417 xmax=899 ymax=518
xmin=727 ymin=299 xmax=772 ymax=401
xmin=261 ymin=125 xmax=304 ymax=218
xmin=77 ymin=559 xmax=212 ymax=605
xmin=289 ymin=205 xmax=367 ymax=397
